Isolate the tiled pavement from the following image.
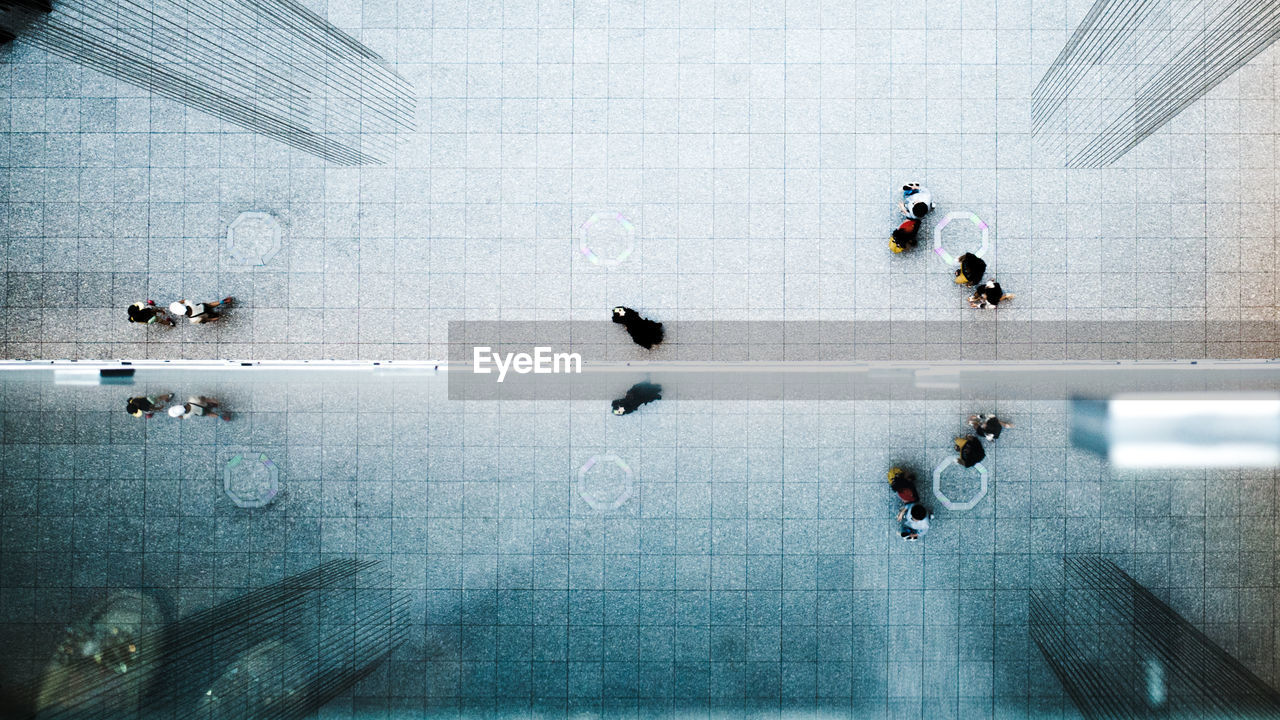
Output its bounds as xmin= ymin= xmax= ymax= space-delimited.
xmin=0 ymin=371 xmax=1277 ymax=717
xmin=4 ymin=0 xmax=1280 ymax=717
xmin=1 ymin=0 xmax=1279 ymax=362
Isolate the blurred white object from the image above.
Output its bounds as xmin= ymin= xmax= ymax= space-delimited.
xmin=1105 ymin=394 xmax=1280 ymax=468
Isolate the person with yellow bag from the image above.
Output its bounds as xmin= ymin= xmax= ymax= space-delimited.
xmin=890 ymin=182 xmax=933 ymax=253
xmin=889 ymin=218 xmax=919 ymax=253
xmin=954 ymin=252 xmax=986 ymax=285
xmin=887 ymin=467 xmax=920 ymax=503
xmin=954 ymin=434 xmax=986 ymax=467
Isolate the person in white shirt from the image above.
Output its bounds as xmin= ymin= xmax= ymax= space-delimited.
xmin=167 ymin=396 xmax=231 ymax=421
xmin=899 ymin=183 xmax=934 ymax=220
xmin=897 ymin=502 xmax=931 ymax=540
xmin=169 ymin=297 xmax=233 ymax=324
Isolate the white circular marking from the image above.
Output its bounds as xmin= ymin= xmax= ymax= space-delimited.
xmin=578 ymin=211 xmax=635 ymax=266
xmin=576 ymin=454 xmax=634 ymax=511
xmin=224 ymin=452 xmax=280 ymax=508
xmin=933 ymin=211 xmax=990 ymax=267
xmin=227 ymin=211 xmax=283 ymax=266
xmin=932 ymin=457 xmax=988 ymax=511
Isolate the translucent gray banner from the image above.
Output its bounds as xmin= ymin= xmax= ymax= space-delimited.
xmin=447 ymin=321 xmax=1280 ymax=401
xmin=448 ymin=320 xmax=1280 ymax=363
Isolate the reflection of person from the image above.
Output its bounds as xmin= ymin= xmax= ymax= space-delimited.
xmin=127 ymin=301 xmax=175 ymax=326
xmin=897 ymin=502 xmax=931 ymax=540
xmin=612 ymin=306 xmax=664 ymax=349
xmin=968 ymin=280 xmax=1014 ymax=309
xmin=169 ymin=297 xmax=232 ymax=324
xmin=968 ymin=414 xmax=1013 ymax=441
xmin=126 ymin=394 xmax=173 ymax=418
xmin=612 ymin=382 xmax=663 ymax=415
xmin=954 ymin=435 xmax=985 ymax=467
xmin=954 ymin=253 xmax=986 ymax=286
xmin=887 ymin=467 xmax=919 ymax=503
xmin=168 ymin=396 xmax=231 ymax=421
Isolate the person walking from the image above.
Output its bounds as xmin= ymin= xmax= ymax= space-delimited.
xmin=126 ymin=394 xmax=173 ymax=418
xmin=897 ymin=502 xmax=931 ymax=541
xmin=898 ymin=183 xmax=934 ymax=220
xmin=167 ymin=396 xmax=231 ymax=421
xmin=612 ymin=306 xmax=664 ymax=349
xmin=968 ymin=280 xmax=1014 ymax=309
xmin=887 ymin=467 xmax=920 ymax=503
xmin=127 ymin=300 xmax=175 ymax=326
xmin=968 ymin=414 xmax=1013 ymax=441
xmin=890 ymin=217 xmax=920 ymax=253
xmin=954 ymin=253 xmax=986 ymax=286
xmin=612 ymin=381 xmax=663 ymax=415
xmin=169 ymin=297 xmax=233 ymax=324
xmin=954 ymin=435 xmax=986 ymax=467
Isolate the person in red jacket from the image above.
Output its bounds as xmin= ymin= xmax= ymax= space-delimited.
xmin=890 ymin=218 xmax=919 ymax=253
xmin=887 ymin=467 xmax=919 ymax=503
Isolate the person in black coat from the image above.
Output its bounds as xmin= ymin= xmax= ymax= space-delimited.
xmin=954 ymin=435 xmax=986 ymax=467
xmin=127 ymin=300 xmax=175 ymax=326
xmin=612 ymin=306 xmax=664 ymax=349
xmin=126 ymin=393 xmax=173 ymax=418
xmin=612 ymin=382 xmax=663 ymax=415
xmin=954 ymin=253 xmax=986 ymax=286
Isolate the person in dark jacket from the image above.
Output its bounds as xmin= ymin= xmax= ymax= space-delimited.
xmin=127 ymin=300 xmax=175 ymax=326
xmin=968 ymin=280 xmax=1014 ymax=308
xmin=954 ymin=435 xmax=986 ymax=467
xmin=612 ymin=306 xmax=664 ymax=349
xmin=967 ymin=414 xmax=1013 ymax=441
xmin=126 ymin=393 xmax=173 ymax=418
xmin=954 ymin=253 xmax=986 ymax=286
xmin=612 ymin=382 xmax=663 ymax=415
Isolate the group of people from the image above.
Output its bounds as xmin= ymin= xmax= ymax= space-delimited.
xmin=890 ymin=183 xmax=1014 ymax=310
xmin=957 ymin=412 xmax=1013 ymax=465
xmin=887 ymin=413 xmax=1013 ymax=541
xmin=127 ymin=393 xmax=231 ymax=421
xmin=889 ymin=183 xmax=933 ymax=253
xmin=127 ymin=297 xmax=233 ymax=327
xmin=887 ymin=466 xmax=931 ymax=541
